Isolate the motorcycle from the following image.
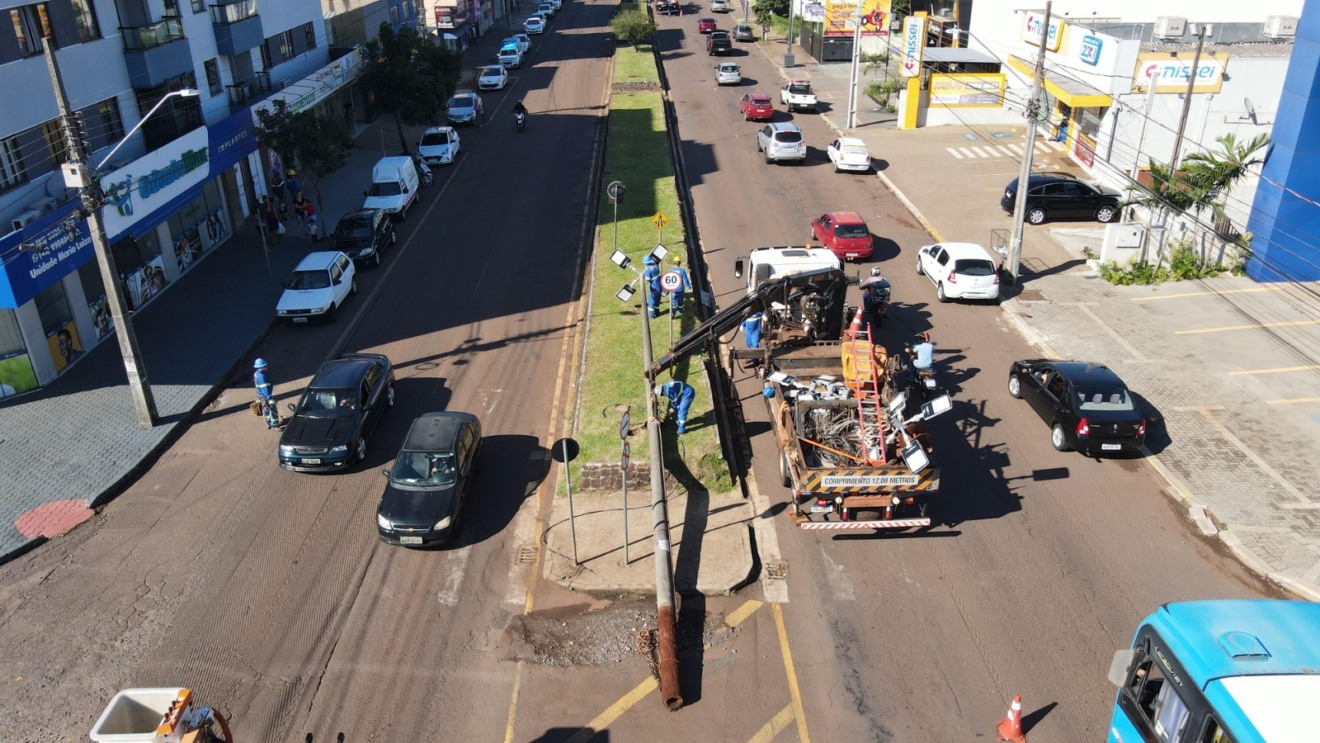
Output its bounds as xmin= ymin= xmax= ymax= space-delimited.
xmin=515 ymin=110 xmax=526 ymax=132
xmin=905 ymin=336 xmax=940 ymax=400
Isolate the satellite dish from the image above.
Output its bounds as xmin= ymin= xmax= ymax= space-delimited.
xmin=1244 ymin=97 xmax=1258 ymax=124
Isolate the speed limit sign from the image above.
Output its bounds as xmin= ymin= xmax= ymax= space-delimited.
xmin=660 ymin=270 xmax=684 ymax=293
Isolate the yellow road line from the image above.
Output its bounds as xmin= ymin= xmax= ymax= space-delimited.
xmin=724 ymin=599 xmax=763 ymax=629
xmin=774 ymin=603 xmax=811 ymax=743
xmin=747 ymin=703 xmax=797 ymax=743
xmin=503 ymin=671 xmax=523 ymax=743
xmin=1229 ymin=365 xmax=1320 ymax=376
xmin=1131 ymin=286 xmax=1283 ymax=301
xmin=1175 ymin=320 xmax=1320 ymax=335
xmin=1267 ymin=397 xmax=1320 ymax=405
xmin=564 ymin=678 xmax=659 ymax=743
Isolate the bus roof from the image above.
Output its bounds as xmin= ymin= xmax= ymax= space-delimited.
xmin=1152 ymin=600 xmax=1320 ymax=682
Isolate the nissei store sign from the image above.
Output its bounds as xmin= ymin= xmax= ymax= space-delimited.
xmin=900 ymin=15 xmax=926 ymax=77
xmin=1021 ymin=11 xmax=1062 ymax=51
xmin=99 ymin=127 xmax=210 ymax=240
xmin=1134 ymin=53 xmax=1227 ymax=94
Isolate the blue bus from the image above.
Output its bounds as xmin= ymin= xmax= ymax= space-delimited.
xmin=1107 ymin=600 xmax=1320 ymax=743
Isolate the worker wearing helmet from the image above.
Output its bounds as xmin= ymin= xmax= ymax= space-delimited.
xmin=654 ymin=379 xmax=697 ymax=434
xmin=253 ymin=358 xmax=281 ymax=429
xmin=859 ymin=266 xmax=891 ymax=334
xmin=669 ymin=256 xmax=692 ymax=315
xmin=643 ymin=255 xmax=662 ymax=319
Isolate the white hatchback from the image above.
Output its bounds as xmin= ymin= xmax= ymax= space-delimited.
xmin=714 ymin=62 xmax=741 ymax=85
xmin=826 ymin=137 xmax=872 ymax=172
xmin=524 ymin=16 xmax=544 ymax=33
xmin=915 ymin=242 xmax=1001 ymax=303
xmin=478 ymin=64 xmax=508 ymax=89
xmin=417 ymin=126 xmax=460 ymax=166
xmin=277 ymin=251 xmax=358 ymax=323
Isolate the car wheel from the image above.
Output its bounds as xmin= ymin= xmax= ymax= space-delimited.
xmin=915 ymin=256 xmax=925 ymax=275
xmin=385 ymin=382 xmax=395 ymax=408
xmin=765 ymin=152 xmax=773 ymax=164
xmin=355 ymin=437 xmax=368 ymax=462
xmin=326 ymin=302 xmax=337 ymax=323
xmin=833 ymin=162 xmax=840 ymax=173
xmin=936 ymin=283 xmax=949 ymax=303
xmin=372 ymin=251 xmax=382 ymax=268
xmin=350 ymin=279 xmax=359 ymax=296
xmin=1008 ymin=374 xmax=1022 ymax=399
xmin=1051 ymin=423 xmax=1070 ymax=452
xmin=1096 ymin=205 xmax=1117 ymax=223
xmin=1027 ymin=207 xmax=1047 ymax=225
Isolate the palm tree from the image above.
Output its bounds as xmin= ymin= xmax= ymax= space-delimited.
xmin=1129 ymin=133 xmax=1269 ymax=226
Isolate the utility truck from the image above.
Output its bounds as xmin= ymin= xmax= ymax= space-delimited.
xmin=90 ymin=687 xmax=232 ymax=742
xmin=779 ymin=80 xmax=818 ymax=112
xmin=652 ymin=247 xmax=949 ymax=531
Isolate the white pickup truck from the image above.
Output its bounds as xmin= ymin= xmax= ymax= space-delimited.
xmin=780 ymin=80 xmax=818 ymax=112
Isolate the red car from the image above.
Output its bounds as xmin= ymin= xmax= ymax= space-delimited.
xmin=698 ymin=17 xmax=717 ymax=33
xmin=739 ymin=92 xmax=773 ymax=121
xmin=811 ymin=211 xmax=873 ymax=261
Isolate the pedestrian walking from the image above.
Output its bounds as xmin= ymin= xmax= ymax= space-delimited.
xmin=285 ymin=169 xmax=302 ymax=202
xmin=643 ymin=254 xmax=662 ymax=318
xmin=669 ymin=256 xmax=692 ymax=315
xmin=261 ymin=195 xmax=283 ymax=243
xmin=269 ymin=170 xmax=286 ymax=201
xmin=655 ymin=380 xmax=697 ymax=434
xmin=253 ymin=358 xmax=282 ymax=429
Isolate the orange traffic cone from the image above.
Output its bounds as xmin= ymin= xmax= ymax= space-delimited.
xmin=848 ymin=306 xmax=864 ymax=337
xmin=996 ymin=694 xmax=1027 ymax=742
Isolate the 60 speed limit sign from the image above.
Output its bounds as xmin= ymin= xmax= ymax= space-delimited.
xmin=660 ymin=270 xmax=685 ymax=293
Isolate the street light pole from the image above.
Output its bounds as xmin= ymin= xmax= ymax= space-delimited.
xmin=783 ymin=0 xmax=795 ymax=68
xmin=1006 ymin=1 xmax=1051 ymax=288
xmin=41 ymin=38 xmax=198 ymax=428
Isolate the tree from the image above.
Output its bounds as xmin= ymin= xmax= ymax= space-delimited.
xmin=254 ymin=99 xmax=353 ymax=238
xmin=611 ymin=9 xmax=655 ymax=50
xmin=753 ymin=0 xmax=787 ymax=20
xmin=360 ymin=24 xmax=463 ymax=152
xmin=1130 ymin=133 xmax=1270 ymax=225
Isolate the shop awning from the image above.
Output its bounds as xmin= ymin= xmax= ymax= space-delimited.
xmin=1007 ymin=56 xmax=1112 ymax=108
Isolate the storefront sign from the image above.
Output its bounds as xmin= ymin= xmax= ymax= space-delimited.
xmin=1134 ymin=52 xmax=1227 ymax=93
xmin=1073 ymin=129 xmax=1097 ymax=167
xmin=435 ymin=5 xmax=456 ymax=28
xmin=1021 ymin=11 xmax=1062 ymax=51
xmin=821 ymin=0 xmax=889 ymax=36
xmin=929 ymin=73 xmax=1005 ymax=107
xmin=822 ymin=0 xmax=855 ymax=37
xmin=1079 ymin=35 xmax=1102 ymax=66
xmin=0 ymin=201 xmax=95 ymax=309
xmin=252 ymin=50 xmax=362 ymax=119
xmin=209 ymin=109 xmax=257 ymax=173
xmin=859 ymin=0 xmax=891 ymax=36
xmin=900 ymin=15 xmax=926 ymax=77
xmin=99 ymin=127 xmax=210 ymax=240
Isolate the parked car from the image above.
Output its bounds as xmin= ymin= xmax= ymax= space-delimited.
xmin=756 ymin=122 xmax=806 ymax=164
xmin=532 ymin=9 xmax=551 ymax=24
xmin=739 ymin=92 xmax=773 ymax=121
xmin=276 ymin=251 xmax=357 ymax=323
xmin=711 ymin=0 xmax=729 ymax=11
xmin=545 ymin=0 xmax=561 ymax=10
xmin=698 ymin=16 xmax=717 ymax=33
xmin=278 ymin=353 xmax=395 ymax=472
xmin=714 ymin=61 xmax=742 ymax=85
xmin=1007 ymin=360 xmax=1146 ymax=455
xmin=524 ymin=16 xmax=544 ymax=33
xmin=1001 ymin=174 xmax=1121 ymax=225
xmin=332 ymin=209 xmax=396 ymax=268
xmin=376 ymin=412 xmax=483 ymax=547
xmin=417 ymin=125 xmax=460 ymax=168
xmin=656 ymin=0 xmax=680 ymax=14
xmin=478 ymin=64 xmax=508 ymax=89
xmin=733 ymin=23 xmax=755 ymax=41
xmin=497 ymin=44 xmax=523 ymax=68
xmin=811 ymin=211 xmax=873 ymax=261
xmin=537 ymin=1 xmax=556 ymax=17
xmin=501 ymin=34 xmax=531 ymax=53
xmin=362 ymin=155 xmax=420 ymax=219
xmin=914 ymin=242 xmax=1000 ymax=303
xmin=707 ymin=30 xmax=732 ymax=55
xmin=825 ymin=137 xmax=872 ymax=172
xmin=446 ymin=90 xmax=483 ymax=125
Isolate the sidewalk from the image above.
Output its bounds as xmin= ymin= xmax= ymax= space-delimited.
xmin=759 ymin=39 xmax=1320 ymax=600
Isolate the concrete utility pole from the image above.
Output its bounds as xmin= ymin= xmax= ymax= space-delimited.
xmin=783 ymin=0 xmax=796 ymax=68
xmin=1006 ymin=1 xmax=1051 ymax=287
xmin=43 ymin=37 xmax=159 ymax=428
xmin=846 ymin=0 xmax=863 ymax=129
xmin=1168 ymin=24 xmax=1207 ymax=175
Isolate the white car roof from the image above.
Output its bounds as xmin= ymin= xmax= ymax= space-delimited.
xmin=931 ymin=242 xmax=994 ymax=260
xmin=295 ymin=251 xmax=347 ymax=271
xmin=836 ymin=137 xmax=867 ymax=148
xmin=1216 ymin=675 xmax=1320 ymax=742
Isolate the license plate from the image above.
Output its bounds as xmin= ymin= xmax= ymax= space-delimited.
xmin=400 ymin=536 xmax=424 ymax=545
xmin=810 ymin=505 xmax=832 ymax=513
xmin=293 ymin=317 xmax=308 ymax=323
xmin=302 ymin=458 xmax=321 ymax=464
xmin=1101 ymin=443 xmax=1122 ymax=451
xmin=924 ymin=378 xmax=937 ymax=388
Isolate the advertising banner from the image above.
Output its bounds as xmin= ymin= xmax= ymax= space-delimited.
xmin=1133 ymin=52 xmax=1227 ymax=94
xmin=0 ymin=350 xmax=38 ymax=396
xmin=47 ymin=320 xmax=83 ymax=373
xmin=1021 ymin=11 xmax=1062 ymax=51
xmin=900 ymin=15 xmax=926 ymax=77
xmin=929 ymin=73 xmax=1006 ymax=107
xmin=99 ymin=127 xmax=210 ymax=241
xmin=822 ymin=0 xmax=855 ymax=37
xmin=859 ymin=0 xmax=891 ymax=36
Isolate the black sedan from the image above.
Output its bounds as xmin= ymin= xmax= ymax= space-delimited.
xmin=1000 ymin=174 xmax=1121 ymax=225
xmin=376 ymin=412 xmax=483 ymax=547
xmin=1007 ymin=359 xmax=1146 ymax=455
xmin=332 ymin=208 xmax=396 ymax=267
xmin=278 ymin=354 xmax=395 ymax=472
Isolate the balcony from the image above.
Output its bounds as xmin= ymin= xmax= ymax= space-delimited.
xmin=120 ymin=18 xmax=193 ymax=89
xmin=211 ymin=0 xmax=263 ymax=56
xmin=226 ymin=75 xmax=271 ymax=112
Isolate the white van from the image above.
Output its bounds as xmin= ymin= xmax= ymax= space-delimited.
xmin=363 ymin=156 xmax=420 ymax=220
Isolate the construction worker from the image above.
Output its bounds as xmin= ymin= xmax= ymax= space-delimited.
xmin=655 ymin=380 xmax=697 ymax=434
xmin=253 ymin=358 xmax=281 ymax=429
xmin=669 ymin=256 xmax=692 ymax=315
xmin=643 ymin=254 xmax=662 ymax=318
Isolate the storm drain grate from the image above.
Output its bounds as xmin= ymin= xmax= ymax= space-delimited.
xmin=764 ymin=560 xmax=789 ymax=579
xmin=517 ymin=544 xmax=538 ymax=564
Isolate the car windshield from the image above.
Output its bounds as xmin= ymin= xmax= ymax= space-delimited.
xmin=450 ymin=97 xmax=474 ymax=110
xmin=1075 ymin=386 xmax=1135 ymax=412
xmin=334 ymin=218 xmax=371 ymax=241
xmin=954 ymin=258 xmax=996 ymax=276
xmin=789 ymin=83 xmax=811 ymax=95
xmin=500 ymin=47 xmax=518 ymax=56
xmin=835 ymin=224 xmax=869 ymax=238
xmin=774 ymin=131 xmax=803 ymax=143
xmin=391 ymin=451 xmax=458 ymax=487
xmin=299 ymin=388 xmax=357 ymax=416
xmin=367 ymin=181 xmax=402 ymax=197
xmin=481 ymin=66 xmax=502 ymax=76
xmin=421 ymin=130 xmax=451 ymax=146
xmin=287 ymin=269 xmax=330 ymax=290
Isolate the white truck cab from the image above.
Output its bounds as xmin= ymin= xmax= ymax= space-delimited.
xmin=736 ymin=246 xmax=842 ymax=292
xmin=363 ymin=156 xmax=420 ymax=220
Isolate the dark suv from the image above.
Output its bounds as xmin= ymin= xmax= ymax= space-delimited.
xmin=332 ymin=208 xmax=396 ymax=267
xmin=1001 ymin=175 xmax=1121 ymax=225
xmin=278 ymin=354 xmax=395 ymax=472
xmin=707 ymin=31 xmax=732 ymax=55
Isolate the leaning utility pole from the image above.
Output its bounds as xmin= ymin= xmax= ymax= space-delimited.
xmin=43 ymin=36 xmax=158 ymax=428
xmin=1168 ymin=24 xmax=1207 ymax=175
xmin=846 ymin=0 xmax=864 ymax=129
xmin=1006 ymin=1 xmax=1051 ymax=287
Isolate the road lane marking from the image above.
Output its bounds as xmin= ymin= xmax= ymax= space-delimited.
xmin=1175 ymin=319 xmax=1320 ymax=335
xmin=1267 ymin=396 xmax=1320 ymax=405
xmin=723 ymin=599 xmax=763 ymax=629
xmin=564 ymin=677 xmax=659 ymax=743
xmin=436 ymin=546 xmax=472 ymax=606
xmin=746 ymin=703 xmax=796 ymax=743
xmin=1231 ymin=365 xmax=1320 ymax=376
xmin=1131 ymin=286 xmax=1284 ymax=302
xmin=774 ymin=603 xmax=812 ymax=743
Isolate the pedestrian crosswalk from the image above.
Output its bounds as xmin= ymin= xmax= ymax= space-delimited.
xmin=946 ymin=139 xmax=1067 ymax=160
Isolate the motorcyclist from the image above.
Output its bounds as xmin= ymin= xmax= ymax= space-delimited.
xmin=859 ymin=267 xmax=890 ymax=333
xmin=906 ymin=332 xmax=935 ymax=383
xmin=513 ymin=100 xmax=528 ymax=124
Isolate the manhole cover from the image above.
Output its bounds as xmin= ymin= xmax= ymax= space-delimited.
xmin=764 ymin=560 xmax=788 ymax=579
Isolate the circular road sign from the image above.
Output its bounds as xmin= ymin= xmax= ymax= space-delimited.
xmin=660 ymin=270 xmax=684 ymax=293
xmin=619 ymin=410 xmax=631 ymax=439
xmin=550 ymin=437 xmax=580 ymax=463
xmin=607 ymin=181 xmax=625 ymax=204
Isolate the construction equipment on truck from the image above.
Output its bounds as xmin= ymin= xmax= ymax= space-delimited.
xmin=90 ymin=688 xmax=233 ymax=743
xmin=649 ymin=246 xmax=951 ymax=531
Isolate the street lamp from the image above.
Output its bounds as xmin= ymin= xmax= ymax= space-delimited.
xmin=46 ymin=35 xmax=198 ymax=427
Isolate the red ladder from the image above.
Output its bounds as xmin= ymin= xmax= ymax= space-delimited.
xmin=844 ymin=307 xmax=886 ymax=465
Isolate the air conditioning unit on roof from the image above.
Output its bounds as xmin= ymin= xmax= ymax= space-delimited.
xmin=1154 ymin=16 xmax=1186 ymax=39
xmin=1264 ymin=15 xmax=1298 ymax=38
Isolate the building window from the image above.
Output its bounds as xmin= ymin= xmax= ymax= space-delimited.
xmin=389 ymin=5 xmax=399 ymax=25
xmin=0 ymin=136 xmax=25 ymax=190
xmin=41 ymin=120 xmax=67 ymax=169
xmin=10 ymin=4 xmax=53 ymax=56
xmin=304 ymin=22 xmax=315 ymax=50
xmin=204 ymin=59 xmax=222 ymax=95
xmin=94 ymin=98 xmax=125 ymax=147
xmin=163 ymin=0 xmax=180 ymax=16
xmin=191 ymin=0 xmax=205 ymax=11
xmin=279 ymin=30 xmax=294 ymax=61
xmin=69 ymin=0 xmax=99 ymax=40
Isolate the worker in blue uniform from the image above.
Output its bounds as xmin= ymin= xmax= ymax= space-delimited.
xmin=643 ymin=255 xmax=662 ymax=318
xmin=655 ymin=380 xmax=696 ymax=434
xmin=253 ymin=358 xmax=281 ymax=429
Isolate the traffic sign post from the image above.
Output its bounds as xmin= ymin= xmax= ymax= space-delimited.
xmin=621 ymin=439 xmax=631 ymax=564
xmin=661 ymin=269 xmax=684 ymax=353
xmin=551 ymin=437 xmax=581 ymax=565
xmin=652 ymin=211 xmax=669 ymax=246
